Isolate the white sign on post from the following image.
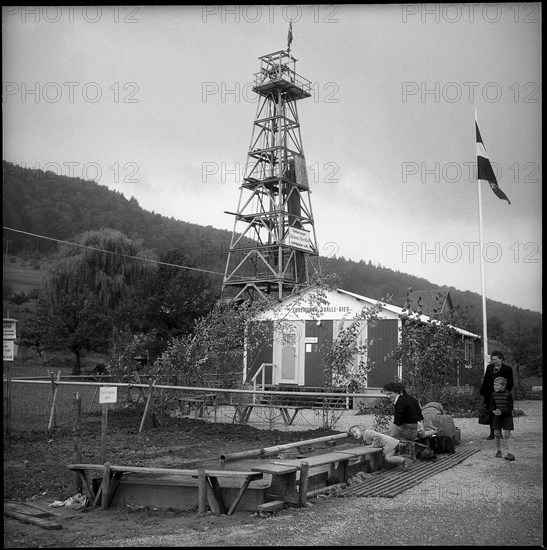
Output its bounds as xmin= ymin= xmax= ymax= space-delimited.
xmin=3 ymin=319 xmax=17 ymax=340
xmin=99 ymin=386 xmax=118 ymax=404
xmin=3 ymin=340 xmax=15 ymax=361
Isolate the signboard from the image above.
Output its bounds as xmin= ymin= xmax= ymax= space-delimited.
xmin=99 ymin=386 xmax=118 ymax=404
xmin=3 ymin=340 xmax=15 ymax=361
xmin=305 ymin=336 xmax=318 ymax=343
xmin=286 ymin=227 xmax=312 ymax=251
xmin=3 ymin=319 xmax=17 ymax=340
xmin=293 ymin=154 xmax=309 ymax=188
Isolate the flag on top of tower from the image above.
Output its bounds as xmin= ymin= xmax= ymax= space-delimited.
xmin=475 ymin=118 xmax=511 ymax=204
xmin=287 ymin=22 xmax=293 ymax=51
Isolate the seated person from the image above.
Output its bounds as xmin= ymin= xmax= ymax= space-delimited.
xmin=383 ymin=381 xmax=423 ymax=442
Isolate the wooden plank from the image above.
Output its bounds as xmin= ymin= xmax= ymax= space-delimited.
xmin=68 ymin=464 xmax=261 ymax=478
xmin=92 ymin=481 xmax=103 ymax=507
xmin=337 ymin=447 xmax=382 ymax=458
xmin=107 ymin=472 xmax=123 ymax=507
xmin=205 ymin=484 xmax=222 ymax=516
xmin=139 ymin=379 xmax=156 ymax=433
xmin=281 ymin=452 xmax=351 ymax=468
xmin=3 ymin=502 xmax=51 ymax=518
xmin=198 ymin=467 xmax=207 ymax=514
xmin=298 ymin=462 xmax=309 ymax=507
xmin=101 ymin=462 xmax=111 ymax=509
xmin=193 ymin=470 xmax=263 ymax=479
xmin=227 ymin=476 xmax=254 ymax=515
xmin=280 ymin=407 xmax=301 ymax=425
xmin=4 ymin=509 xmax=62 ymax=530
xmin=265 ymin=492 xmax=299 ymax=505
xmin=257 ymin=500 xmax=285 ymax=512
xmin=252 ymin=463 xmax=300 ymax=475
xmin=207 ymin=476 xmax=228 ymax=515
xmin=78 ymin=470 xmax=96 ymax=503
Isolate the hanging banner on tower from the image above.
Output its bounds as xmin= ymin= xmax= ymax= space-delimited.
xmin=286 ymin=227 xmax=312 ymax=251
xmin=293 ymin=154 xmax=309 ymax=188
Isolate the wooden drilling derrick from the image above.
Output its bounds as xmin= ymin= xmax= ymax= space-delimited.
xmin=222 ymin=48 xmax=320 ymax=303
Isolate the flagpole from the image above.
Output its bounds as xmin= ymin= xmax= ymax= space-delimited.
xmin=475 ymin=109 xmax=489 ymax=372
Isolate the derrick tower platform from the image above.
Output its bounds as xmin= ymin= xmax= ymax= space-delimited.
xmin=222 ymin=49 xmax=320 ymax=303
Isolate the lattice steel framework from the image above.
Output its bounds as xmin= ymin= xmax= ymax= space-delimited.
xmin=222 ymin=49 xmax=320 ymax=303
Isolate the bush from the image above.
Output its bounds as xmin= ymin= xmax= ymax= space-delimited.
xmin=439 ymin=385 xmax=483 ymax=417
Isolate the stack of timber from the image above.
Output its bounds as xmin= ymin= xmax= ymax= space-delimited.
xmin=4 ymin=501 xmax=63 ymax=530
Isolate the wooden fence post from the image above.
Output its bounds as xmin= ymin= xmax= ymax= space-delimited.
xmin=100 ymin=402 xmax=108 ymax=463
xmin=4 ymin=362 xmax=11 ymax=449
xmin=101 ymin=462 xmax=111 ymax=509
xmin=299 ymin=462 xmax=309 ymax=507
xmin=139 ymin=379 xmax=156 ymax=433
xmin=47 ymin=371 xmax=61 ymax=431
xmin=198 ymin=467 xmax=207 ymax=514
xmin=72 ymin=392 xmax=82 ymax=493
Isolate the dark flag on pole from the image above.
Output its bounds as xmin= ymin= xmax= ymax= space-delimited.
xmin=287 ymin=22 xmax=293 ymax=51
xmin=476 ymin=121 xmax=511 ymax=204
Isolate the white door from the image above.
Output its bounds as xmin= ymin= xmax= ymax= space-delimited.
xmin=274 ymin=322 xmax=302 ymax=385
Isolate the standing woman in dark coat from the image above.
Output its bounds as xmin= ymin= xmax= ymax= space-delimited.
xmin=480 ymin=350 xmax=514 ymax=439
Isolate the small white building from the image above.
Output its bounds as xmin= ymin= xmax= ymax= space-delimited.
xmin=245 ymin=286 xmax=480 ymax=389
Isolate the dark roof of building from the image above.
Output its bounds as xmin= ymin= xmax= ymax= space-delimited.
xmin=404 ymin=288 xmax=453 ymax=315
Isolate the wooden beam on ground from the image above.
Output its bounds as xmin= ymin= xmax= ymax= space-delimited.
xmin=4 ymin=504 xmax=62 ymax=530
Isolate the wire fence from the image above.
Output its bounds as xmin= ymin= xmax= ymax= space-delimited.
xmin=3 ymin=373 xmax=386 ymax=434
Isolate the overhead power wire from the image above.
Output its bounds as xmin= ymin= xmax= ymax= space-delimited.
xmin=3 ymin=226 xmax=225 ymax=277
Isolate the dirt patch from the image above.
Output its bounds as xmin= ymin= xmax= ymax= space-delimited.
xmin=3 ymin=406 xmax=338 ymax=548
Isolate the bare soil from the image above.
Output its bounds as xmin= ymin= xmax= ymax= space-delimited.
xmin=3 ymin=413 xmax=336 ymax=548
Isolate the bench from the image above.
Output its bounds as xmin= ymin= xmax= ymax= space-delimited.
xmin=251 ymin=446 xmax=382 ymax=505
xmin=233 ymin=403 xmax=310 ymax=425
xmin=67 ymin=463 xmax=262 ymax=516
xmin=177 ymin=393 xmax=218 ymax=418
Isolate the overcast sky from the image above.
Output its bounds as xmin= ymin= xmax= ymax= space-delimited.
xmin=2 ymin=4 xmax=542 ymax=312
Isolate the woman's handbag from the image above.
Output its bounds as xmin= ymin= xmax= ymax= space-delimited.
xmin=478 ymin=406 xmax=490 ymax=425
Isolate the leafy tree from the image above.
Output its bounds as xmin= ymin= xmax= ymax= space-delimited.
xmin=18 ymin=300 xmax=51 ymax=359
xmin=8 ymin=291 xmax=31 ymax=311
xmin=153 ymin=300 xmax=271 ymax=390
xmin=19 ymin=290 xmax=112 ymax=373
xmin=114 ymin=249 xmax=218 ymax=359
xmin=43 ymin=228 xmax=155 ymax=309
xmin=488 ymin=315 xmax=505 ymax=340
xmin=501 ymin=317 xmax=543 ymax=383
xmin=389 ymin=293 xmax=473 ymax=403
xmin=321 ymin=300 xmax=385 ymax=389
xmin=26 ymin=228 xmax=154 ymax=373
xmin=106 ymin=327 xmax=159 ymax=384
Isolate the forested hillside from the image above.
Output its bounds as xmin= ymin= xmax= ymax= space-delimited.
xmin=3 ymin=160 xmax=541 ymax=337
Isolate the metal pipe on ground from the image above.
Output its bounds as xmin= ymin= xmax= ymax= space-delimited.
xmin=219 ymin=433 xmax=349 ymax=463
xmin=261 ymin=433 xmax=349 ymax=456
xmin=219 ymin=448 xmax=266 ymax=463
